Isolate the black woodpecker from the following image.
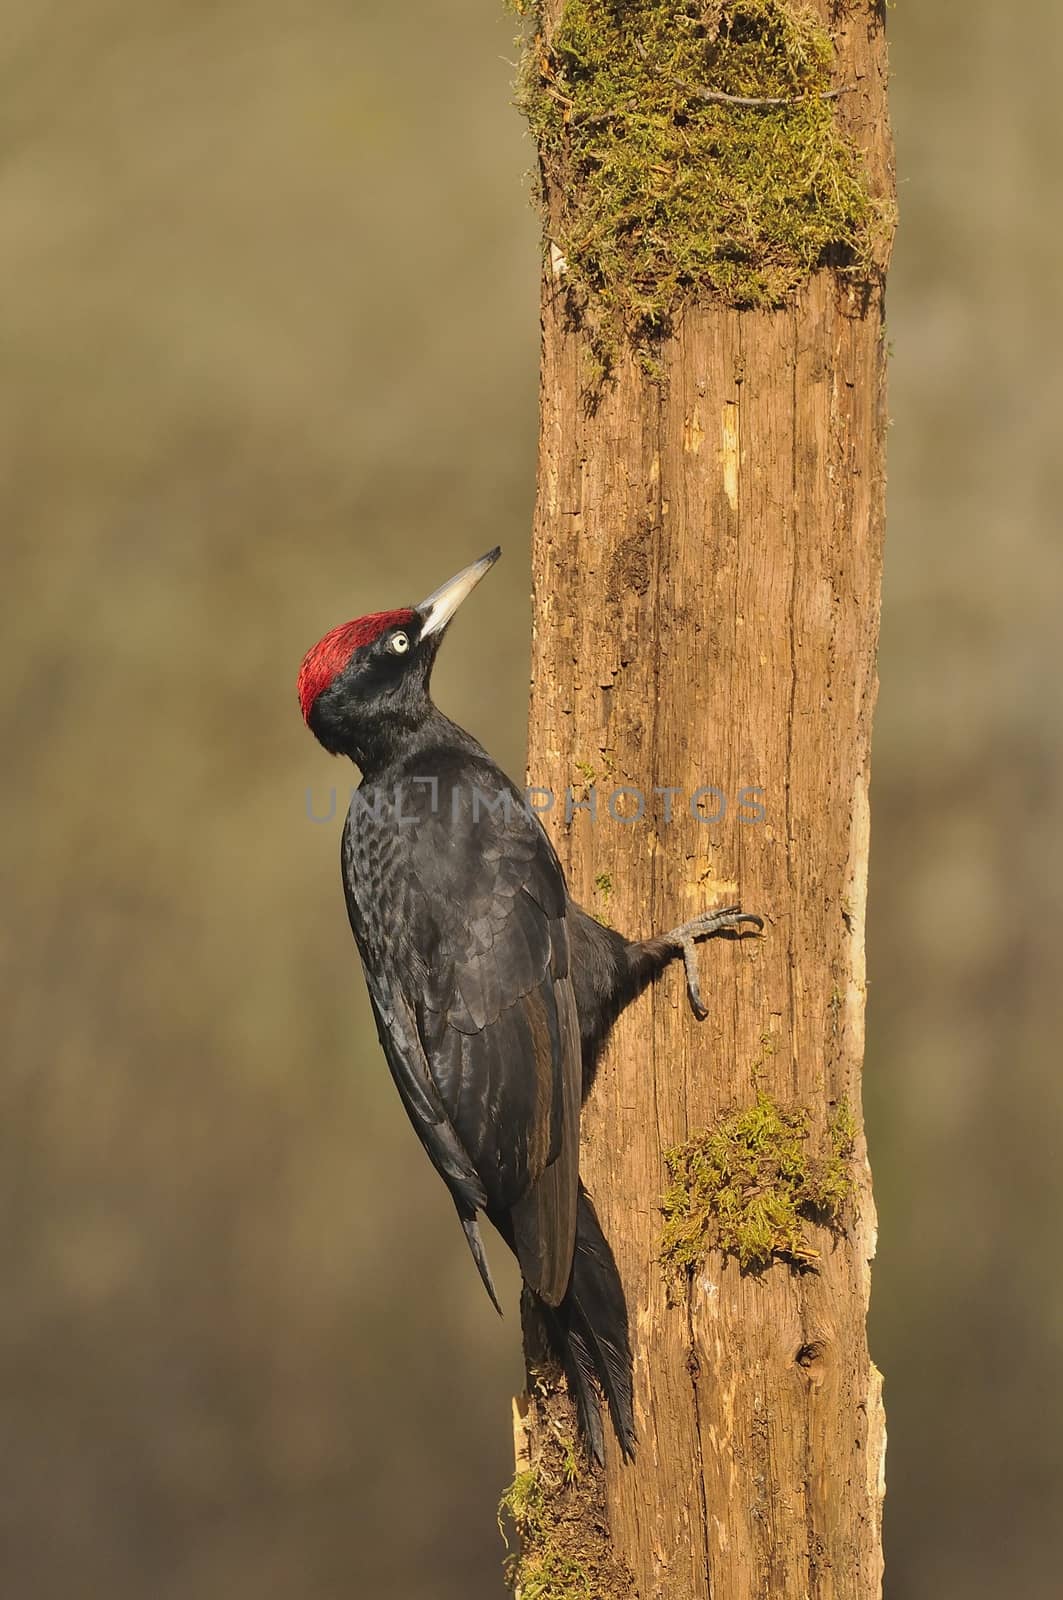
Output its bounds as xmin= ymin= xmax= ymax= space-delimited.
xmin=298 ymin=548 xmax=761 ymax=1462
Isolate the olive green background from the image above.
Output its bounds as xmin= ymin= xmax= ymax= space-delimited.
xmin=2 ymin=4 xmax=1059 ymax=1596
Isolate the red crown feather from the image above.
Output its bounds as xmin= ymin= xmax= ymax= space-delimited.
xmin=297 ymin=609 xmax=415 ymax=722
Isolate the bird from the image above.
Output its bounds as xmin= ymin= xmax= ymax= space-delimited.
xmin=297 ymin=547 xmax=762 ymax=1463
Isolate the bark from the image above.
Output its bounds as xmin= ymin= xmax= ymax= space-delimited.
xmin=517 ymin=4 xmax=893 ymax=1598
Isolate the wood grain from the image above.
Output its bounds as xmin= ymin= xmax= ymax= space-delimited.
xmin=520 ymin=5 xmax=893 ymax=1596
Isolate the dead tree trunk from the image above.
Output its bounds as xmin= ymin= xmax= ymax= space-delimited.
xmin=508 ymin=3 xmax=894 ymax=1597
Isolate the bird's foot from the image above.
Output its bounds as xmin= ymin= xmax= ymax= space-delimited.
xmin=662 ymin=905 xmax=764 ymax=1021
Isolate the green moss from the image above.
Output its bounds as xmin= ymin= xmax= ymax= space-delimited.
xmin=559 ymin=1434 xmax=581 ymax=1486
xmin=499 ymin=1459 xmax=592 ymax=1599
xmin=660 ymin=1092 xmax=856 ymax=1276
xmin=828 ymin=1097 xmax=857 ymax=1159
xmin=512 ymin=0 xmax=888 ymax=371
xmin=518 ymin=1549 xmax=593 ymax=1600
xmin=572 ymin=750 xmax=615 ymax=790
xmin=589 ymin=871 xmax=615 ymax=928
xmin=501 ymin=1391 xmax=637 ymax=1597
xmin=499 ymin=1466 xmax=545 ymax=1538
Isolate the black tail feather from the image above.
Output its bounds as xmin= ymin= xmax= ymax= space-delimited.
xmin=538 ymin=1185 xmax=636 ymax=1464
xmin=459 ymin=1208 xmax=504 ymax=1316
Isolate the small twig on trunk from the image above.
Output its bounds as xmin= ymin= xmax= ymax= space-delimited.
xmin=631 ymin=40 xmax=852 ymax=109
xmin=688 ymin=84 xmax=849 ymax=108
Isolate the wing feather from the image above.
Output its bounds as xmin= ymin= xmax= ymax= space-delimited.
xmin=342 ymin=769 xmax=581 ymax=1308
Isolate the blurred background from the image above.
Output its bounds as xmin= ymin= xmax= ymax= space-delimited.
xmin=1 ymin=2 xmax=1059 ymax=1596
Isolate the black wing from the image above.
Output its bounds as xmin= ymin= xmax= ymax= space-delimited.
xmin=341 ymin=771 xmax=580 ymax=1308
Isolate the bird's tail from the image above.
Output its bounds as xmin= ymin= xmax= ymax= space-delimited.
xmin=533 ymin=1184 xmax=636 ymax=1465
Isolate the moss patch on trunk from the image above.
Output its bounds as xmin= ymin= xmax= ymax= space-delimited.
xmin=499 ymin=1391 xmax=636 ymax=1598
xmin=660 ymin=1092 xmax=855 ymax=1276
xmin=511 ymin=0 xmax=887 ymax=372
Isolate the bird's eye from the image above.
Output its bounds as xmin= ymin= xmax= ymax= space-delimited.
xmin=389 ymin=631 xmax=410 ymax=655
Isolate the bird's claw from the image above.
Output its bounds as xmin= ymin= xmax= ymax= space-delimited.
xmin=665 ymin=905 xmax=764 ymax=1022
xmin=678 ymin=935 xmax=709 ymax=1021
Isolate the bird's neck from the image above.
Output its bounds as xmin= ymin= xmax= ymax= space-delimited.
xmin=350 ymin=703 xmax=484 ymax=784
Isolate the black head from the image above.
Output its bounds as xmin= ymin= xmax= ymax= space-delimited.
xmin=297 ymin=547 xmax=500 ymax=764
